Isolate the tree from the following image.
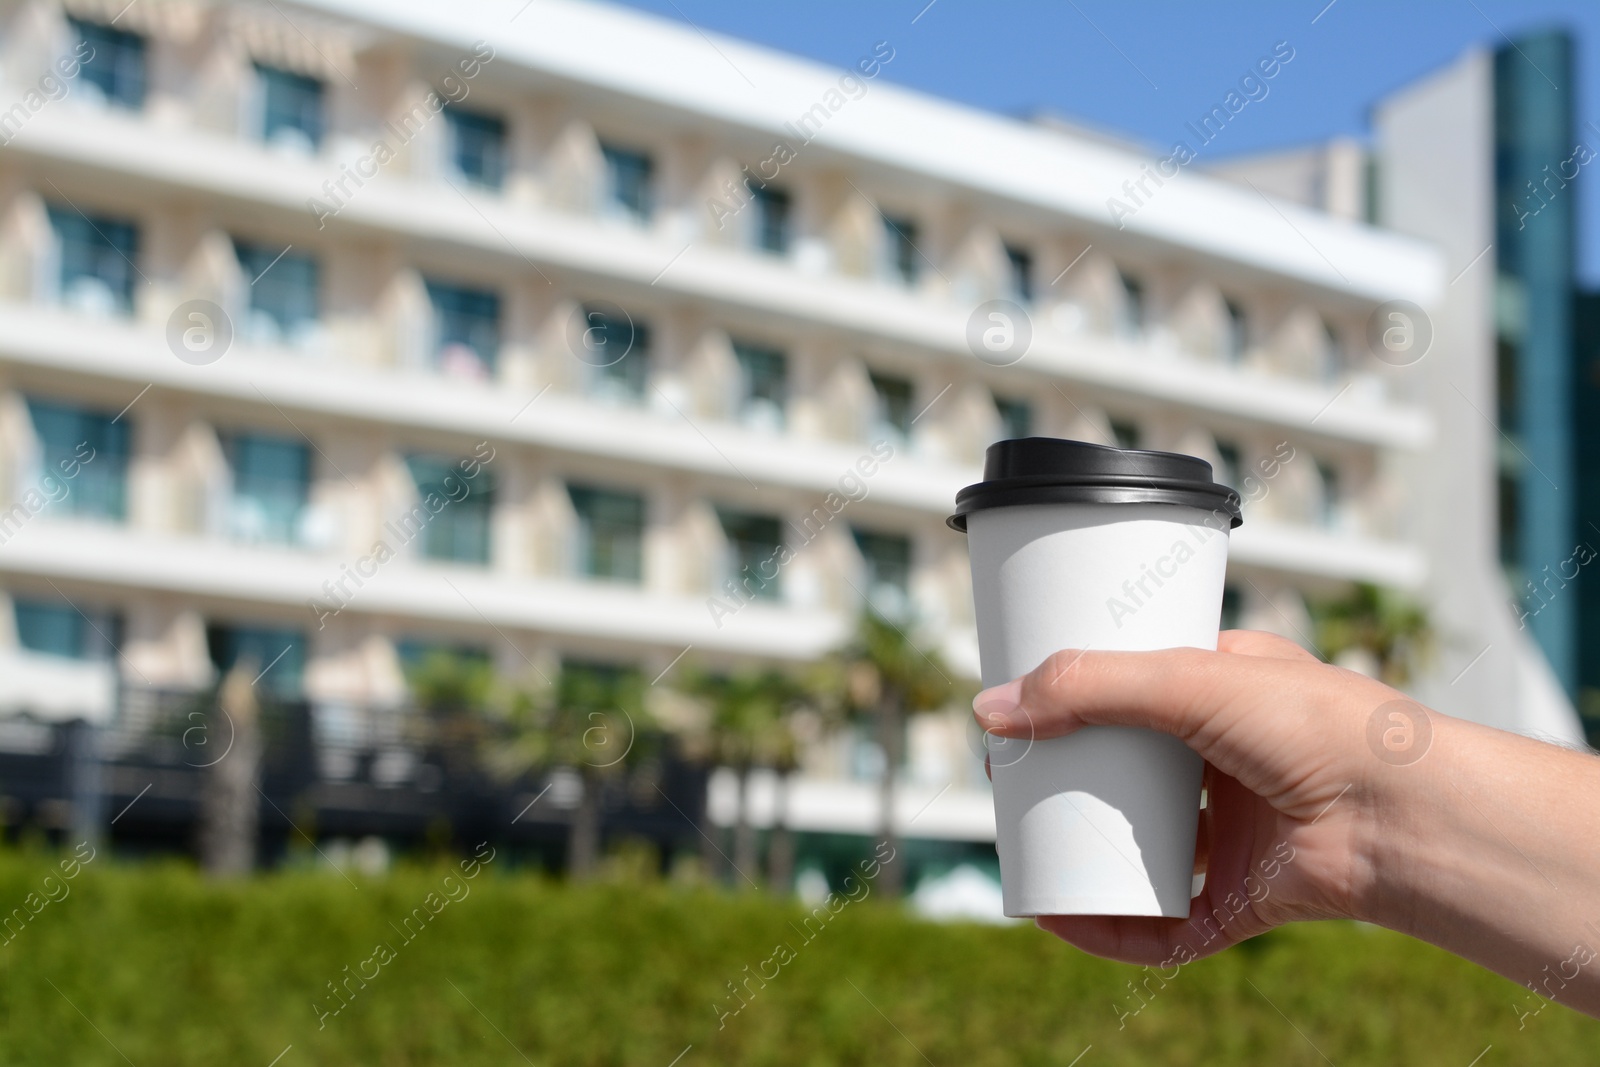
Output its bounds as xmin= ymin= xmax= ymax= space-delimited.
xmin=1310 ymin=582 xmax=1434 ymax=687
xmin=197 ymin=660 xmax=262 ymax=879
xmin=497 ymin=662 xmax=647 ymax=881
xmin=679 ymin=666 xmax=809 ymax=889
xmin=822 ymin=610 xmax=965 ymax=897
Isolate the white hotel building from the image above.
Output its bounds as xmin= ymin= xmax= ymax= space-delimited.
xmin=0 ymin=0 xmax=1577 ymax=873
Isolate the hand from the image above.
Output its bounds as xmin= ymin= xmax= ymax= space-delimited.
xmin=973 ymin=630 xmax=1411 ymax=967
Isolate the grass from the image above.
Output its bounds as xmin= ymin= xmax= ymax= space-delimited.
xmin=0 ymin=846 xmax=1591 ymax=1065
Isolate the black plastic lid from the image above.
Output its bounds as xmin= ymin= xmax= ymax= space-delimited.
xmin=947 ymin=437 xmax=1243 ymax=532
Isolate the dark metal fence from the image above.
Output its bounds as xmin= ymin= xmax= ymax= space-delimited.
xmin=0 ymin=687 xmax=708 ymax=869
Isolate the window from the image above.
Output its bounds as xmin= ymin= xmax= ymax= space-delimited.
xmin=1316 ymin=459 xmax=1341 ymax=527
xmin=569 ymin=484 xmax=645 ymax=583
xmin=869 ymin=372 xmax=914 ymax=444
xmin=446 ymin=106 xmax=506 ymax=190
xmin=1220 ymin=586 xmax=1242 ymax=631
xmin=48 ymin=204 xmax=138 ymax=315
xmin=15 ymin=599 xmax=119 ymax=661
xmin=1109 ymin=419 xmax=1141 ymax=450
xmin=257 ymin=63 xmax=324 ymax=151
xmin=235 ymin=240 xmax=319 ymax=345
xmin=426 ymin=281 xmax=500 ymax=380
xmin=583 ymin=308 xmax=650 ymax=403
xmin=405 ymin=455 xmax=494 ymax=565
xmin=1004 ymin=244 xmax=1033 ymax=304
xmin=749 ymin=184 xmax=791 ymax=255
xmin=69 ymin=18 xmax=145 ymax=110
xmin=881 ymin=212 xmax=920 ymax=286
xmin=1215 ymin=439 xmax=1242 ymax=489
xmin=732 ymin=341 xmax=787 ymax=430
xmin=1223 ymin=298 xmax=1248 ymax=363
xmin=207 ymin=624 xmax=305 ymax=700
xmin=718 ymin=508 xmax=783 ymax=601
xmin=226 ymin=433 xmax=310 ymax=545
xmin=993 ymin=395 xmax=1031 ymax=440
xmin=26 ymin=399 xmax=130 ymax=520
xmin=600 ymin=142 xmax=653 ymax=222
xmin=1321 ymin=317 xmax=1343 ymax=382
xmin=1117 ymin=270 xmax=1145 ymax=338
xmin=853 ymin=528 xmax=912 ymax=619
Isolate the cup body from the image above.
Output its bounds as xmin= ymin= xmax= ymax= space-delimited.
xmin=968 ymin=502 xmax=1231 ymax=917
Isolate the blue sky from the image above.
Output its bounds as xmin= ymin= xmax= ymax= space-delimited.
xmin=606 ymin=0 xmax=1600 ymax=285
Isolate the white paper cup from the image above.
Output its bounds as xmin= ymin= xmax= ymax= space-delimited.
xmin=949 ymin=439 xmax=1240 ymax=918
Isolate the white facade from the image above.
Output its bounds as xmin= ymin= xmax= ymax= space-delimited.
xmin=0 ymin=0 xmax=1556 ymax=847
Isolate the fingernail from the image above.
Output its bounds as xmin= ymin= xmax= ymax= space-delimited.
xmin=973 ymin=679 xmax=1022 ymax=730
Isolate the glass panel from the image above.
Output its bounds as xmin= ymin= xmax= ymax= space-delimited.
xmin=207 ymin=624 xmax=305 ymax=700
xmin=881 ymin=212 xmax=920 ymax=285
xmin=16 ymin=601 xmax=81 ymax=658
xmin=48 ymin=205 xmax=138 ymax=315
xmin=869 ymin=372 xmax=914 ymax=442
xmin=1004 ymin=244 xmax=1033 ymax=303
xmin=227 ymin=434 xmax=309 ymax=545
xmin=717 ymin=508 xmax=783 ymax=600
xmin=583 ymin=309 xmax=650 ymax=403
xmin=1224 ymin=298 xmax=1247 ymax=363
xmin=26 ymin=398 xmax=130 ymax=520
xmin=1110 ymin=419 xmax=1141 ymax=449
xmin=1215 ymin=440 xmax=1242 ymax=490
xmin=69 ymin=17 xmax=146 ymax=109
xmin=993 ymin=395 xmax=1031 ymax=440
xmin=236 ymin=241 xmax=319 ymax=344
xmin=568 ymin=484 xmax=644 ymax=583
xmin=600 ymin=143 xmax=653 ymax=222
xmin=853 ymin=528 xmax=912 ymax=619
xmin=405 ymin=455 xmax=494 ymax=564
xmin=732 ymin=341 xmax=787 ymax=430
xmin=447 ymin=107 xmax=506 ymax=189
xmin=426 ymin=281 xmax=500 ymax=379
xmin=258 ymin=64 xmax=324 ymax=149
xmin=1118 ymin=271 xmax=1145 ymax=338
xmin=749 ymin=184 xmax=791 ymax=254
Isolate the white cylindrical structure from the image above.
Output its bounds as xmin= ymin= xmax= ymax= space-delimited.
xmin=951 ymin=439 xmax=1240 ymax=918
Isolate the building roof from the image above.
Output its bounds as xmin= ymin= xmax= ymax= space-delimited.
xmin=295 ymin=0 xmax=1444 ymax=304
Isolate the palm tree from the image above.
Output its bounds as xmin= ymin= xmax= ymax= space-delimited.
xmin=823 ymin=610 xmax=964 ymax=897
xmin=497 ymin=662 xmax=647 ymax=880
xmin=1310 ymin=582 xmax=1433 ymax=686
xmin=679 ymin=666 xmax=808 ymax=888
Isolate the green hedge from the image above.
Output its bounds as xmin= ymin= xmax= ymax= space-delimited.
xmin=0 ymin=848 xmax=1591 ymax=1064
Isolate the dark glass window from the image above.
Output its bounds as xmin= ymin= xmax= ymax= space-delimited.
xmin=447 ymin=106 xmax=506 ymax=190
xmin=26 ymin=399 xmax=130 ymax=520
xmin=749 ymin=184 xmax=791 ymax=254
xmin=882 ymin=212 xmax=920 ymax=285
xmin=1220 ymin=586 xmax=1243 ymax=631
xmin=582 ymin=308 xmax=650 ymax=403
xmin=853 ymin=528 xmax=912 ymax=618
xmin=405 ymin=455 xmax=494 ymax=565
xmin=69 ymin=17 xmax=145 ymax=110
xmin=601 ymin=143 xmax=653 ymax=222
xmin=207 ymin=624 xmax=305 ymax=700
xmin=1215 ymin=440 xmax=1242 ymax=490
xmin=994 ymin=395 xmax=1031 ymax=440
xmin=226 ymin=434 xmax=309 ymax=545
xmin=426 ymin=281 xmax=500 ymax=379
xmin=732 ymin=341 xmax=787 ymax=429
xmin=718 ymin=508 xmax=783 ymax=600
xmin=1004 ymin=244 xmax=1033 ymax=303
xmin=258 ymin=64 xmax=324 ymax=149
xmin=869 ymin=372 xmax=914 ymax=442
xmin=236 ymin=240 xmax=319 ymax=344
xmin=1224 ymin=298 xmax=1248 ymax=363
xmin=1118 ymin=271 xmax=1145 ymax=337
xmin=49 ymin=204 xmax=138 ymax=314
xmin=15 ymin=599 xmax=119 ymax=661
xmin=569 ymin=484 xmax=644 ymax=583
xmin=1316 ymin=459 xmax=1340 ymax=527
xmin=1110 ymin=419 xmax=1141 ymax=450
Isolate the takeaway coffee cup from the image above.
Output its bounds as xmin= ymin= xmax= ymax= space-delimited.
xmin=948 ymin=437 xmax=1241 ymax=917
